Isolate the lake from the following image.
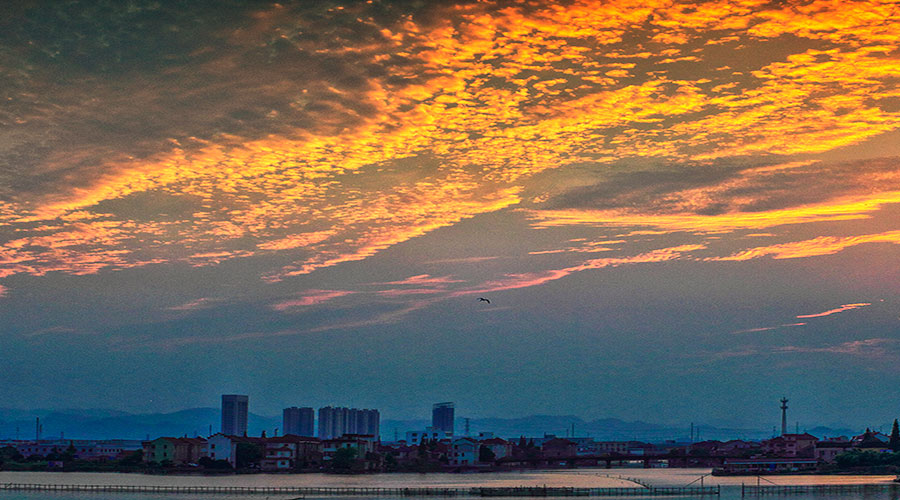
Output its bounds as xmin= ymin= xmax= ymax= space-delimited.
xmin=1 ymin=468 xmax=897 ymax=500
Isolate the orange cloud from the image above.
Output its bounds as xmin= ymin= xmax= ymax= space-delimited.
xmin=717 ymin=231 xmax=900 ymax=261
xmin=796 ymin=303 xmax=872 ymax=319
xmin=256 ymin=231 xmax=336 ymax=251
xmin=530 ymin=194 xmax=900 ymax=234
xmin=2 ymin=0 xmax=900 ymax=288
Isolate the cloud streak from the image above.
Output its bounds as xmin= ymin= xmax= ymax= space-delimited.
xmin=796 ymin=303 xmax=872 ymax=319
xmin=271 ymin=290 xmax=357 ymax=311
xmin=732 ymin=322 xmax=806 ymax=334
xmin=775 ymin=339 xmax=900 ymax=363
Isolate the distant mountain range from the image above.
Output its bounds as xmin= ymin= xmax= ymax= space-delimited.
xmin=0 ymin=408 xmax=860 ymax=443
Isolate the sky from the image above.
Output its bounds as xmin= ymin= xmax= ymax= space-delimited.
xmin=2 ymin=0 xmax=900 ymax=430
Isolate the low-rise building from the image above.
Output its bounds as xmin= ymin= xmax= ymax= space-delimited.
xmin=715 ymin=458 xmax=818 ymax=474
xmin=762 ymin=433 xmax=818 ymax=458
xmin=592 ymin=441 xmax=630 ymax=454
xmin=852 ymin=429 xmax=891 ymax=452
xmin=142 ymin=437 xmax=206 ymax=465
xmin=449 ymin=437 xmax=478 ymax=465
xmin=15 ymin=439 xmax=142 ymax=461
xmin=405 ymin=427 xmax=448 ymax=446
xmin=206 ymin=433 xmax=237 ymax=465
xmin=541 ymin=438 xmax=577 ymax=458
xmin=322 ymin=434 xmax=375 ymax=461
xmin=814 ymin=441 xmax=852 ymax=463
xmin=261 ymin=435 xmax=322 ymax=471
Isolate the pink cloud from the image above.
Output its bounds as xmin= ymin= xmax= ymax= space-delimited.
xmin=378 ymin=274 xmax=464 ymax=286
xmin=732 ymin=322 xmax=806 ymax=334
xmin=377 ymin=288 xmax=447 ymax=297
xmin=457 ymin=244 xmax=705 ymax=295
xmin=426 ymin=256 xmax=502 ymax=264
xmin=166 ymin=297 xmax=221 ymax=311
xmin=271 ymin=290 xmax=355 ymax=311
xmin=796 ymin=302 xmax=871 ymax=319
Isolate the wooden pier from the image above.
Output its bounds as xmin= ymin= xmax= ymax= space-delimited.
xmin=0 ymin=483 xmax=720 ymax=497
xmin=742 ymin=483 xmax=898 ymax=496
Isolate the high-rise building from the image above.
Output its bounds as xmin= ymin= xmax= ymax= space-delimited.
xmin=432 ymin=402 xmax=454 ymax=436
xmin=317 ymin=406 xmax=380 ymax=439
xmin=283 ymin=407 xmax=315 ymax=436
xmin=221 ymin=394 xmax=249 ymax=436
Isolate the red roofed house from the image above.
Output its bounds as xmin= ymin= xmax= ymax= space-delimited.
xmin=541 ymin=438 xmax=577 ymax=458
xmin=763 ymin=433 xmax=818 ymax=458
xmin=261 ymin=435 xmax=322 ymax=471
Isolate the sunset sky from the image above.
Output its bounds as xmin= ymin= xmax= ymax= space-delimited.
xmin=2 ymin=0 xmax=900 ymax=429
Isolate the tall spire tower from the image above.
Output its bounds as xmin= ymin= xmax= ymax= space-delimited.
xmin=780 ymin=397 xmax=789 ymax=436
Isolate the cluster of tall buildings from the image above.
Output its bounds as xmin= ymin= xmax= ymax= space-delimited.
xmin=317 ymin=407 xmax=380 ymax=439
xmin=283 ymin=407 xmax=315 ymax=436
xmin=219 ymin=395 xmax=380 ymax=440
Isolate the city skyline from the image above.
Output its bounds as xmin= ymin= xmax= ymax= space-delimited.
xmin=0 ymin=399 xmax=880 ymax=443
xmin=1 ymin=394 xmax=877 ymax=443
xmin=2 ymin=1 xmax=900 ymax=428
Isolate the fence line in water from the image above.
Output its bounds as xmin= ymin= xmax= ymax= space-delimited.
xmin=742 ymin=483 xmax=898 ymax=496
xmin=0 ymin=482 xmax=720 ymax=496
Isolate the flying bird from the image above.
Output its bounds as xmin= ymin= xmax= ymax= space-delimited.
xmin=477 ymin=297 xmax=491 ymax=304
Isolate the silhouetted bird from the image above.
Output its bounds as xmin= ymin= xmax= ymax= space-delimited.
xmin=477 ymin=297 xmax=491 ymax=304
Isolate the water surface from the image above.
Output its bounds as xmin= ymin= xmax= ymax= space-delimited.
xmin=1 ymin=468 xmax=897 ymax=500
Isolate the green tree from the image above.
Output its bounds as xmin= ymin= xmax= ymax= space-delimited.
xmin=383 ymin=452 xmax=398 ymax=472
xmin=835 ymin=449 xmax=887 ymax=468
xmin=890 ymin=419 xmax=900 ymax=452
xmin=479 ymin=445 xmax=496 ymax=463
xmin=0 ymin=446 xmax=24 ymax=463
xmin=62 ymin=442 xmax=77 ymax=462
xmin=235 ymin=442 xmax=262 ymax=469
xmin=330 ymin=446 xmax=358 ymax=471
xmin=119 ymin=449 xmax=143 ymax=466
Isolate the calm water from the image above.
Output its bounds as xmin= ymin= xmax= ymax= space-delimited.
xmin=1 ymin=468 xmax=897 ymax=500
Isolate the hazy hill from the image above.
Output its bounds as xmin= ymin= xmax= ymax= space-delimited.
xmin=0 ymin=408 xmax=277 ymax=441
xmin=0 ymin=408 xmax=859 ymax=442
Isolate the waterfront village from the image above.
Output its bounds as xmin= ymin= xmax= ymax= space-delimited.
xmin=3 ymin=396 xmax=900 ymax=476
